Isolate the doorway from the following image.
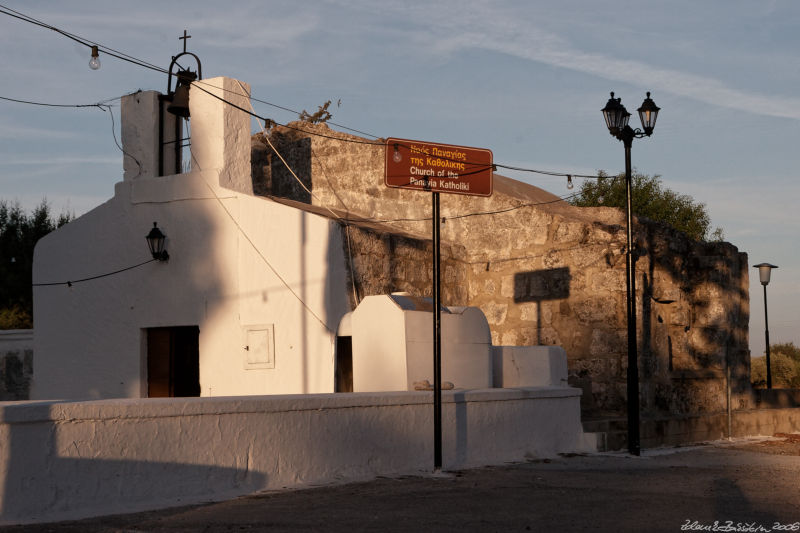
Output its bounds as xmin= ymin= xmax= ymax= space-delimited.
xmin=335 ymin=336 xmax=353 ymax=392
xmin=146 ymin=326 xmax=200 ymax=397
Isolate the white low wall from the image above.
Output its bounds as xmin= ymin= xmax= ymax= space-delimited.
xmin=0 ymin=330 xmax=33 ymax=352
xmin=0 ymin=388 xmax=595 ymax=525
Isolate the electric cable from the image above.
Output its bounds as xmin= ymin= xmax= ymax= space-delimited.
xmin=99 ymin=104 xmax=142 ymax=178
xmin=234 ymin=79 xmax=361 ymax=306
xmin=193 ymin=79 xmax=381 ymax=139
xmin=335 ymin=191 xmax=579 ymax=226
xmin=0 ymin=4 xmax=612 ymax=184
xmin=194 ymin=83 xmax=607 ymax=183
xmin=0 ymin=86 xmax=602 ymax=224
xmin=33 ymin=258 xmax=156 ymax=287
xmin=208 ymin=81 xmax=587 ymax=226
xmin=0 ymin=4 xmax=168 ymax=73
xmin=0 ymin=7 xmax=603 ymax=186
xmin=185 ymin=122 xmax=335 ymax=333
xmin=0 ymin=95 xmax=104 ymax=108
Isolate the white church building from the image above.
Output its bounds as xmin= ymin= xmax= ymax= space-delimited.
xmin=33 ymin=77 xmax=354 ymax=399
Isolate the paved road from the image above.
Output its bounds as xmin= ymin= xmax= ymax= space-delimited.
xmin=4 ymin=437 xmax=800 ymax=532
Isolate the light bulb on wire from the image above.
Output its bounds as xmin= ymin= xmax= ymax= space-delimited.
xmin=89 ymin=45 xmax=101 ymax=70
xmin=392 ymin=144 xmax=402 ymax=163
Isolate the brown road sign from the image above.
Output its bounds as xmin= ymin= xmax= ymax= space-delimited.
xmin=385 ymin=138 xmax=493 ymax=197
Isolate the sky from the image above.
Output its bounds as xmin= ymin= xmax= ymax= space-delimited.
xmin=1 ymin=0 xmax=798 ymax=357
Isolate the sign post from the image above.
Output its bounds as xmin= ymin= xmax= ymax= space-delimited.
xmin=432 ymin=191 xmax=442 ymax=470
xmin=385 ymin=138 xmax=493 ymax=471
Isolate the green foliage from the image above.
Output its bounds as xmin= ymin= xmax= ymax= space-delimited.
xmin=0 ymin=200 xmax=73 ymax=329
xmin=771 ymin=342 xmax=800 ymax=362
xmin=0 ymin=305 xmax=32 ymax=329
xmin=751 ymin=342 xmax=800 ymax=389
xmin=569 ymin=172 xmax=724 ymax=242
xmin=298 ymin=100 xmax=333 ymax=124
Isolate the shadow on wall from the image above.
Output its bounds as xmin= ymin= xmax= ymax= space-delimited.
xmin=513 ymin=267 xmax=572 ymax=345
xmin=251 ymin=132 xmax=312 ymax=203
xmin=0 ymin=401 xmax=266 ymax=524
xmin=0 ymin=390 xmax=581 ymax=524
xmin=638 ymin=226 xmax=749 ymax=417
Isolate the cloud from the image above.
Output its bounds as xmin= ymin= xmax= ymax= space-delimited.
xmin=0 ymin=155 xmax=118 ymax=166
xmin=0 ymin=125 xmax=83 ymax=140
xmin=478 ymin=36 xmax=800 ymax=120
xmin=344 ymin=0 xmax=800 ymax=121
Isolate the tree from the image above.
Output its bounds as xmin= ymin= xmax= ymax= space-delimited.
xmin=751 ymin=342 xmax=800 ymax=389
xmin=0 ymin=200 xmax=73 ymax=329
xmin=569 ymin=172 xmax=724 ymax=242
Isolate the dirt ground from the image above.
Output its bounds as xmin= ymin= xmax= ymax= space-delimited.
xmin=3 ymin=435 xmax=800 ymax=533
xmin=729 ymin=432 xmax=800 ymax=455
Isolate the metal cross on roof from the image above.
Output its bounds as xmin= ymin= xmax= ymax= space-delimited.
xmin=179 ymin=30 xmax=191 ymax=53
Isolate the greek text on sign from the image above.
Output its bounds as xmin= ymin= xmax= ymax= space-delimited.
xmin=385 ymin=138 xmax=493 ymax=197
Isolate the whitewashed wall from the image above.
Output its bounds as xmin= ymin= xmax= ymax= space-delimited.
xmin=0 ymin=388 xmax=594 ymax=525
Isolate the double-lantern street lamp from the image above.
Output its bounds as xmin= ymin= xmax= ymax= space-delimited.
xmin=754 ymin=263 xmax=778 ymax=389
xmin=601 ymin=91 xmax=660 ymax=456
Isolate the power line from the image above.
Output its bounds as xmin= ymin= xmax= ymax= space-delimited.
xmin=0 ymin=86 xmax=606 ymax=191
xmin=99 ymin=104 xmax=142 ymax=178
xmin=195 ymin=80 xmax=380 ymax=139
xmin=329 ymin=191 xmax=579 ymax=226
xmin=195 ymin=84 xmax=608 ymax=182
xmin=0 ymin=95 xmax=104 ymax=108
xmin=33 ymin=258 xmax=156 ymax=287
xmin=0 ymin=5 xmax=608 ymax=182
xmin=0 ymin=4 xmax=168 ymax=74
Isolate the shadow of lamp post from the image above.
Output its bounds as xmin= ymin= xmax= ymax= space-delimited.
xmin=753 ymin=263 xmax=778 ymax=389
xmin=601 ymin=91 xmax=660 ymax=456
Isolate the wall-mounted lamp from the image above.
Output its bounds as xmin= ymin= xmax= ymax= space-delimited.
xmin=146 ymin=222 xmax=169 ymax=261
xmin=89 ymin=45 xmax=101 ymax=70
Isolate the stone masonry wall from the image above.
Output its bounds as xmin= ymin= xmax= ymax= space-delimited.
xmin=343 ymin=222 xmax=470 ymax=310
xmin=252 ymin=123 xmax=751 ymax=420
xmin=0 ymin=330 xmax=33 ymax=400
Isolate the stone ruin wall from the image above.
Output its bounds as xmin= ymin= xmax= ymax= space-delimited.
xmin=252 ymin=123 xmax=751 ymax=419
xmin=343 ymin=223 xmax=470 ymax=310
xmin=0 ymin=330 xmax=33 ymax=401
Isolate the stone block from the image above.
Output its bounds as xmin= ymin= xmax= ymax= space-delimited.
xmin=481 ymin=302 xmax=508 ymax=325
xmin=589 ymin=329 xmax=626 ymax=357
xmin=553 ymin=222 xmax=586 ymax=244
xmin=492 ymin=345 xmax=569 ymax=387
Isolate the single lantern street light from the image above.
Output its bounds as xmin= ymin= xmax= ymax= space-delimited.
xmin=753 ymin=263 xmax=778 ymax=389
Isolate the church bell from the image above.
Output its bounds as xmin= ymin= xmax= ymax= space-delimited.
xmin=167 ymin=70 xmax=197 ymax=118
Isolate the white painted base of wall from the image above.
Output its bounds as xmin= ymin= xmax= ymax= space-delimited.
xmin=0 ymin=388 xmax=595 ymax=525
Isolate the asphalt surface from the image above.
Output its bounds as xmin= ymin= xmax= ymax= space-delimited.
xmin=3 ymin=436 xmax=800 ymax=533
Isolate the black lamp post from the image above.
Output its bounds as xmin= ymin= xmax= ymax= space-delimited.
xmin=146 ymin=222 xmax=169 ymax=261
xmin=753 ymin=263 xmax=778 ymax=389
xmin=601 ymin=91 xmax=660 ymax=456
